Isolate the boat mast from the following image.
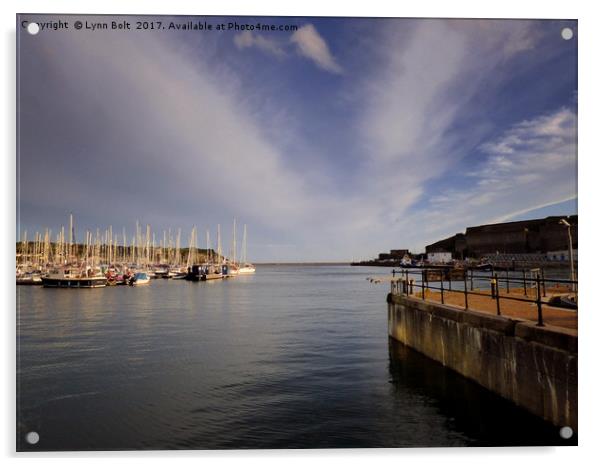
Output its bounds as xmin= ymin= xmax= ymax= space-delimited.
xmin=242 ymin=224 xmax=247 ymax=265
xmin=217 ymin=224 xmax=222 ymax=263
xmin=232 ymin=219 xmax=237 ymax=266
xmin=146 ymin=224 xmax=151 ymax=267
xmin=69 ymin=213 xmax=73 ymax=263
xmin=176 ymin=228 xmax=181 ymax=266
xmin=186 ymin=226 xmax=195 ymax=268
xmin=206 ymin=229 xmax=211 ymax=264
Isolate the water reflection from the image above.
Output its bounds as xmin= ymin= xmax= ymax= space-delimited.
xmin=17 ymin=266 xmax=575 ymax=450
xmin=388 ymin=339 xmax=576 ymax=446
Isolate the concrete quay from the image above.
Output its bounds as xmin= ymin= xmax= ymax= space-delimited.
xmin=387 ymin=293 xmax=577 ymax=431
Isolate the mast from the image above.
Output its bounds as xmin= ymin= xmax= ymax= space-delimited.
xmin=109 ymin=225 xmax=113 ymax=265
xmin=176 ymin=228 xmax=181 ymax=266
xmin=146 ymin=224 xmax=151 ymax=267
xmin=242 ymin=224 xmax=247 ymax=265
xmin=186 ymin=226 xmax=196 ymax=268
xmin=69 ymin=213 xmax=73 ymax=262
xmin=21 ymin=230 xmax=27 ymax=266
xmin=217 ymin=224 xmax=222 ymax=263
xmin=231 ymin=219 xmax=237 ymax=265
xmin=206 ymin=229 xmax=211 ymax=264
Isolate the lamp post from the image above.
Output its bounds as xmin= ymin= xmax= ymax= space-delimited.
xmin=559 ymin=219 xmax=576 ymax=292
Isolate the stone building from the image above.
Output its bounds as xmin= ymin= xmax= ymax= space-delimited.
xmin=425 ymin=233 xmax=467 ymax=259
xmin=425 ymin=215 xmax=577 ymax=259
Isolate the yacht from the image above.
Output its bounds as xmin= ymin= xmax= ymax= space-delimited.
xmin=42 ymin=266 xmax=107 ymax=288
xmin=129 ymin=271 xmax=151 ymax=286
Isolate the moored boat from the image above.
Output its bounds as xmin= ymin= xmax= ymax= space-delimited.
xmin=238 ymin=264 xmax=256 ymax=274
xmin=16 ymin=272 xmax=43 ymax=285
xmin=237 ymin=225 xmax=255 ymax=274
xmin=129 ymin=272 xmax=151 ymax=286
xmin=42 ymin=266 xmax=107 ymax=288
xmin=201 ymin=263 xmax=223 ymax=281
xmin=153 ymin=265 xmax=169 ymax=279
xmin=168 ymin=266 xmax=188 ymax=279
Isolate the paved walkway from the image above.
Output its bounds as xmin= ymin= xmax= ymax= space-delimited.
xmin=415 ymin=285 xmax=577 ymax=330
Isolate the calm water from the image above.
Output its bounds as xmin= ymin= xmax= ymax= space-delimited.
xmin=17 ymin=265 xmax=573 ymax=450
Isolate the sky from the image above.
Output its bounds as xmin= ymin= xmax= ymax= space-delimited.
xmin=17 ymin=15 xmax=578 ymax=262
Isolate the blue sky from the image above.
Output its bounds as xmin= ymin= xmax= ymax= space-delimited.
xmin=17 ymin=16 xmax=577 ymax=261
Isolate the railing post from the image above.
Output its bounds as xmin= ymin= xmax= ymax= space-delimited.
xmin=505 ymin=268 xmax=510 ymax=294
xmin=541 ymin=268 xmax=546 ymax=297
xmin=405 ymin=270 xmax=410 ymax=296
xmin=410 ymin=279 xmax=414 ymax=295
xmin=494 ymin=273 xmax=501 ymax=316
xmin=440 ymin=270 xmax=444 ymax=304
xmin=425 ymin=270 xmax=429 ymax=299
xmin=523 ymin=269 xmax=527 ymax=296
xmin=421 ymin=270 xmax=425 ymax=300
xmin=463 ymin=270 xmax=468 ymax=310
xmin=470 ymin=268 xmax=474 ymax=291
xmin=536 ymin=273 xmax=544 ymax=326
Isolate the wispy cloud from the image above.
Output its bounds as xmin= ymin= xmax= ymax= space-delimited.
xmin=290 ymin=24 xmax=343 ymax=74
xmin=233 ymin=31 xmax=286 ymax=58
xmin=402 ymin=107 xmax=577 ymax=244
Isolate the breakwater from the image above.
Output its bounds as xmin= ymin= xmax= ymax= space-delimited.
xmin=387 ymin=293 xmax=577 ymax=431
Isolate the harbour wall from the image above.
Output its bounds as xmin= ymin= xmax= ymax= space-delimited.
xmin=387 ymin=294 xmax=577 ymax=430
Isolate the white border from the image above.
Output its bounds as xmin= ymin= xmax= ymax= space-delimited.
xmin=2 ymin=1 xmax=600 ymax=464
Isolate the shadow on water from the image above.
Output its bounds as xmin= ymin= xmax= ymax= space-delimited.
xmin=387 ymin=338 xmax=577 ymax=447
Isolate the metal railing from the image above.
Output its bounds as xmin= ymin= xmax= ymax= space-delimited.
xmin=390 ymin=268 xmax=578 ymax=327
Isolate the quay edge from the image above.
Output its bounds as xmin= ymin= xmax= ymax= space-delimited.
xmin=387 ymin=294 xmax=577 ymax=431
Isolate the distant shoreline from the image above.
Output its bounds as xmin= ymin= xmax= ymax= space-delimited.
xmin=254 ymin=262 xmax=350 ymax=266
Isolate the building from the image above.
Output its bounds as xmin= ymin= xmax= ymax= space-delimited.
xmin=547 ymin=249 xmax=578 ymax=262
xmin=378 ymin=249 xmax=410 ymax=261
xmin=425 ymin=215 xmax=577 ymax=259
xmin=425 ymin=234 xmax=466 ymax=259
xmin=390 ymin=249 xmax=410 ymax=258
xmin=465 ymin=216 xmax=577 ymax=257
xmin=427 ymin=252 xmax=452 ymax=264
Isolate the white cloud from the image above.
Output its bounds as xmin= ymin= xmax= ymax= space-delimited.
xmin=233 ymin=31 xmax=286 ymax=58
xmin=290 ymin=24 xmax=343 ymax=74
xmin=401 ymin=107 xmax=577 ymax=246
xmin=346 ymin=20 xmax=568 ymax=253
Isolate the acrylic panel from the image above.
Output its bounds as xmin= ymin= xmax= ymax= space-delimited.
xmin=16 ymin=14 xmax=578 ymax=451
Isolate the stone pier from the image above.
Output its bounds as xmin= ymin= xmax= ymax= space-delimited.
xmin=387 ymin=293 xmax=577 ymax=431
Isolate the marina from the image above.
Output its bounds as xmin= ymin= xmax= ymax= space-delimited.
xmin=16 ymin=215 xmax=256 ymax=289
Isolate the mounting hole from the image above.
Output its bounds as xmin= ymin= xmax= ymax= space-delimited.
xmin=561 ymin=28 xmax=573 ymax=40
xmin=27 ymin=22 xmax=40 ymax=35
xmin=26 ymin=431 xmax=39 ymax=444
xmin=559 ymin=426 xmax=573 ymax=439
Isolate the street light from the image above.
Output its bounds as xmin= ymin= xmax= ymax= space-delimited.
xmin=559 ymin=218 xmax=576 ymax=292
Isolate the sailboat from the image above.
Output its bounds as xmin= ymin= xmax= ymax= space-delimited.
xmin=228 ymin=219 xmax=239 ymax=276
xmin=200 ymin=229 xmax=223 ymax=281
xmin=238 ymin=224 xmax=256 ymax=274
